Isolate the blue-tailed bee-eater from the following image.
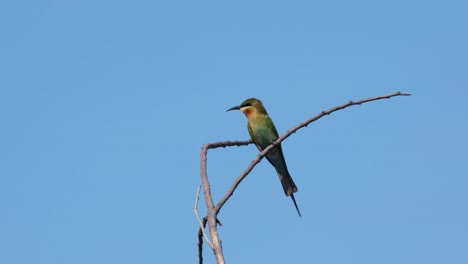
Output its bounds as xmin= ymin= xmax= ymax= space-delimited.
xmin=227 ymin=98 xmax=301 ymax=216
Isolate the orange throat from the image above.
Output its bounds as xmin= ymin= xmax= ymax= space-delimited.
xmin=241 ymin=108 xmax=252 ymax=118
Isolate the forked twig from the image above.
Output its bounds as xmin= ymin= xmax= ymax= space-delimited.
xmin=194 ymin=185 xmax=214 ymax=250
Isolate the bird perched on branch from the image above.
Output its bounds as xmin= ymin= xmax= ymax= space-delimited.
xmin=227 ymin=98 xmax=301 ymax=217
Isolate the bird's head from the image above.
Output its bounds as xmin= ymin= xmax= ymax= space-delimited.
xmin=226 ymin=98 xmax=267 ymax=118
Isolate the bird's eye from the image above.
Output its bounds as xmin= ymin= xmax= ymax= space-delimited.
xmin=241 ymin=103 xmax=251 ymax=108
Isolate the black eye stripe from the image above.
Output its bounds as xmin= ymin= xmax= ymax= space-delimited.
xmin=241 ymin=103 xmax=251 ymax=107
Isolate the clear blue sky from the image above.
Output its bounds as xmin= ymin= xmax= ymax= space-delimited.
xmin=1 ymin=1 xmax=467 ymax=263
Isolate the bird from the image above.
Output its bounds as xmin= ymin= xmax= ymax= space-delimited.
xmin=227 ymin=98 xmax=301 ymax=217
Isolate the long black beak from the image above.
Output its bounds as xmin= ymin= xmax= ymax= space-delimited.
xmin=226 ymin=105 xmax=241 ymax=112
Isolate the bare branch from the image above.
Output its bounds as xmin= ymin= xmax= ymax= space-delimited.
xmin=200 ymin=146 xmax=227 ymax=264
xmin=198 ymin=91 xmax=411 ymax=263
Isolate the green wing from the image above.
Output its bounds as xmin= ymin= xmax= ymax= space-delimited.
xmin=247 ymin=115 xmax=279 ymax=150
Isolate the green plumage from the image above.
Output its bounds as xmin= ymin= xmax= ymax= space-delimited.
xmin=227 ymin=98 xmax=301 ymax=217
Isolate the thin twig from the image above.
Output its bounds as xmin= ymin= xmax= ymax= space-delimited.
xmin=205 ymin=139 xmax=253 ymax=150
xmin=194 ymin=185 xmax=214 ymax=249
xmin=197 ymin=216 xmax=208 ymax=264
xmin=214 ymin=91 xmax=411 ymax=214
